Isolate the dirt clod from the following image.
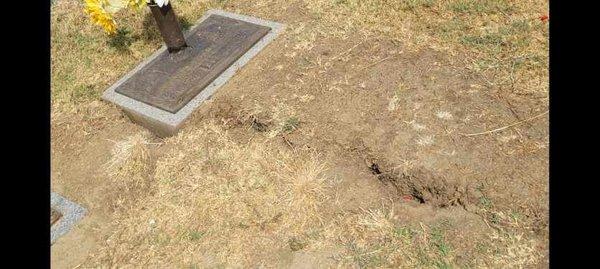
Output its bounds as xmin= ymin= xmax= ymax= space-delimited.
xmin=376 ymin=165 xmax=479 ymax=208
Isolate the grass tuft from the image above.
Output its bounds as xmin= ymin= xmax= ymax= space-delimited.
xmin=281 ymin=117 xmax=300 ymax=133
xmin=107 ymin=28 xmax=134 ymax=52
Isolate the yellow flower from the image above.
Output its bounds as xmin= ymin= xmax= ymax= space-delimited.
xmin=127 ymin=0 xmax=147 ymax=9
xmin=84 ymin=0 xmax=118 ymax=34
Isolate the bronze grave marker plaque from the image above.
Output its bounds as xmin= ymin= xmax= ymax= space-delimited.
xmin=114 ymin=14 xmax=271 ymax=113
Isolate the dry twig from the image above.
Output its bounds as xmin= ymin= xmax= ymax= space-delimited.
xmin=461 ymin=110 xmax=548 ymax=137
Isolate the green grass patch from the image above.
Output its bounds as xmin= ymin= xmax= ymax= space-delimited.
xmin=448 ymin=0 xmax=514 ymax=15
xmin=509 ymin=210 xmax=523 ymax=222
xmin=188 ymin=230 xmax=205 ymax=241
xmin=393 ymin=226 xmax=416 ymax=239
xmin=69 ymin=84 xmax=99 ymax=103
xmin=479 ymin=196 xmax=493 ymax=209
xmin=461 ymin=33 xmax=505 ymax=47
xmin=402 ymin=0 xmax=437 ymax=10
xmin=437 ymin=19 xmax=467 ymax=38
xmin=282 ymin=117 xmax=300 ymax=133
xmin=430 ymin=227 xmax=451 ymax=256
xmin=509 ymin=19 xmax=532 ymax=33
xmin=489 ymin=212 xmax=501 ymax=225
xmin=430 ymin=220 xmax=454 ymax=264
xmin=107 ymin=28 xmax=134 ymax=52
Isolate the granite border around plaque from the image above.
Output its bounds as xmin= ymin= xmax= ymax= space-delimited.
xmin=102 ymin=9 xmax=285 ymax=137
xmin=51 ymin=192 xmax=87 ymax=245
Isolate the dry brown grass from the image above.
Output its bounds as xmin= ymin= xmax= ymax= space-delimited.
xmin=52 ymin=0 xmax=548 ymax=267
xmin=102 ymin=132 xmax=155 ymax=211
xmin=104 ymin=133 xmax=151 ymax=178
xmin=87 ymin=122 xmax=335 ymax=267
xmin=87 ymin=121 xmax=493 ymax=267
xmin=304 ymin=0 xmax=549 ymax=99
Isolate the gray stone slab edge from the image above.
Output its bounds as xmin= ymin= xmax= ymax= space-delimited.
xmin=102 ymin=9 xmax=286 ymax=136
xmin=51 ymin=192 xmax=87 ymax=244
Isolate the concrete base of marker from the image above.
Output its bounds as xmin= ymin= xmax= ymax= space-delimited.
xmin=122 ymin=107 xmax=178 ymax=137
xmin=102 ymin=10 xmax=284 ymax=137
xmin=51 ymin=192 xmax=87 ymax=244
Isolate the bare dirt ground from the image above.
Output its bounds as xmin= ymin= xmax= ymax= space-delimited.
xmin=51 ymin=0 xmax=548 ymax=268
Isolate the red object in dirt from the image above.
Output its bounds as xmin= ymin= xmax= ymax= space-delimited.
xmin=539 ymin=15 xmax=549 ymax=22
xmin=402 ymin=195 xmax=414 ymax=201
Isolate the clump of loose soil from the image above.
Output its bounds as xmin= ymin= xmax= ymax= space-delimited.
xmin=374 ymin=164 xmax=483 ymax=208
